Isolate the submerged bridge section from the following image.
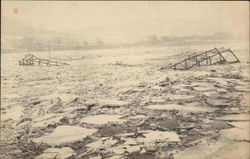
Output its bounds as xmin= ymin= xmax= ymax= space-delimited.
xmin=19 ymin=54 xmax=69 ymax=66
xmin=169 ymin=48 xmax=240 ymax=70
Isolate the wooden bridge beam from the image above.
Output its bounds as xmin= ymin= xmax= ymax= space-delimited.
xmin=184 ymin=59 xmax=187 ymax=70
xmin=228 ymin=49 xmax=240 ymax=62
xmin=167 ymin=48 xmax=240 ymax=71
xmin=214 ymin=48 xmax=226 ymax=62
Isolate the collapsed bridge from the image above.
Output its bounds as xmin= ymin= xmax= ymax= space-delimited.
xmin=19 ymin=54 xmax=69 ymax=66
xmin=167 ymin=48 xmax=240 ymax=70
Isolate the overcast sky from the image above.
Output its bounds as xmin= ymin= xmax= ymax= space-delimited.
xmin=2 ymin=1 xmax=249 ymax=43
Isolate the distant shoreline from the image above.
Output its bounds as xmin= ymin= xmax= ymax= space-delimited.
xmin=2 ymin=40 xmax=243 ymax=54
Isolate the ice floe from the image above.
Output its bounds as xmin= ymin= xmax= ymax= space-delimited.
xmin=33 ymin=125 xmax=97 ymax=145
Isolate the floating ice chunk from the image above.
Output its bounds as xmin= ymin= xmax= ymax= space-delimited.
xmin=1 ymin=93 xmax=20 ymax=99
xmin=128 ymin=115 xmax=146 ymax=119
xmin=123 ymin=138 xmax=138 ymax=146
xmin=136 ymin=130 xmax=180 ymax=144
xmin=146 ymin=104 xmax=214 ymax=112
xmin=86 ymin=140 xmax=103 ymax=150
xmin=97 ymin=99 xmax=128 ymax=107
xmin=33 ymin=125 xmax=97 ymax=145
xmin=125 ymin=145 xmax=141 ymax=153
xmin=106 ymin=155 xmax=123 ymax=159
xmin=110 ymin=146 xmax=126 ymax=155
xmin=35 ymin=147 xmax=76 ymax=159
xmin=81 ymin=115 xmax=125 ymax=125
xmin=193 ymin=86 xmax=213 ymax=91
xmin=1 ymin=105 xmax=23 ymax=121
xmin=220 ymin=122 xmax=249 ymax=141
xmin=86 ymin=137 xmax=118 ymax=150
xmin=220 ymin=114 xmax=250 ymax=121
xmin=174 ymin=140 xmax=250 ymax=159
xmin=165 ymin=94 xmax=195 ymax=100
xmin=235 ymin=85 xmax=249 ymax=92
xmin=40 ymin=93 xmax=77 ymax=104
xmin=31 ymin=114 xmax=63 ymax=130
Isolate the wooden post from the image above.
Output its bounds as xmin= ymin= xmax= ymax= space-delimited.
xmin=195 ymin=56 xmax=200 ymax=67
xmin=184 ymin=59 xmax=187 ymax=70
xmin=214 ymin=48 xmax=226 ymax=62
xmin=228 ymin=49 xmax=240 ymax=62
xmin=31 ymin=56 xmax=34 ymax=65
xmin=217 ymin=52 xmax=226 ymax=62
xmin=205 ymin=53 xmax=208 ymax=65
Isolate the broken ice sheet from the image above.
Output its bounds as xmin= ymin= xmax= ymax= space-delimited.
xmin=164 ymin=94 xmax=195 ymax=100
xmin=32 ymin=125 xmax=97 ymax=145
xmin=128 ymin=115 xmax=146 ymax=119
xmin=219 ymin=114 xmax=250 ymax=121
xmin=35 ymin=147 xmax=76 ymax=159
xmin=187 ymin=82 xmax=216 ymax=91
xmin=206 ymin=98 xmax=229 ymax=107
xmin=109 ymin=146 xmax=126 ymax=155
xmin=136 ymin=130 xmax=180 ymax=144
xmin=125 ymin=145 xmax=141 ymax=153
xmin=86 ymin=137 xmax=118 ymax=150
xmin=97 ymin=99 xmax=128 ymax=107
xmin=174 ymin=140 xmax=250 ymax=159
xmin=30 ymin=113 xmax=64 ymax=130
xmin=235 ymin=85 xmax=250 ymax=92
xmin=1 ymin=105 xmax=24 ymax=121
xmin=40 ymin=93 xmax=78 ymax=104
xmin=220 ymin=121 xmax=250 ymax=141
xmin=206 ymin=77 xmax=229 ymax=85
xmin=1 ymin=93 xmax=21 ymax=99
xmin=123 ymin=138 xmax=138 ymax=145
xmin=81 ymin=115 xmax=125 ymax=125
xmin=109 ymin=145 xmax=140 ymax=156
xmin=146 ymin=104 xmax=214 ymax=112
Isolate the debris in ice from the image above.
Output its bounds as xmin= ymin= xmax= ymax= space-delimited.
xmin=168 ymin=48 xmax=240 ymax=70
xmin=19 ymin=54 xmax=69 ymax=66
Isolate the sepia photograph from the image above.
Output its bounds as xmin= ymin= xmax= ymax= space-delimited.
xmin=1 ymin=1 xmax=249 ymax=159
